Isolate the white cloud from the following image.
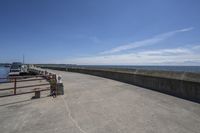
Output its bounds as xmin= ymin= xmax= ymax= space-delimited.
xmin=178 ymin=27 xmax=194 ymax=32
xmin=191 ymin=45 xmax=200 ymax=50
xmin=59 ymin=27 xmax=198 ymax=65
xmin=101 ymin=27 xmax=194 ymax=54
xmin=139 ymin=48 xmax=191 ymax=56
xmin=64 ymin=46 xmax=200 ymax=65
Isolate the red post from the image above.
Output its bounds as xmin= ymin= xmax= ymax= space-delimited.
xmin=14 ymin=78 xmax=16 ymax=95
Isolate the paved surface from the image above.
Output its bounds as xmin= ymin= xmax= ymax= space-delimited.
xmin=0 ymin=70 xmax=200 ymax=133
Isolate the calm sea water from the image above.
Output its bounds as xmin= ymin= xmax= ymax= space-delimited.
xmin=0 ymin=67 xmax=10 ymax=82
xmin=79 ymin=65 xmax=200 ymax=73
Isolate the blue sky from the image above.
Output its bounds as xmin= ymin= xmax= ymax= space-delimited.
xmin=0 ymin=0 xmax=200 ymax=65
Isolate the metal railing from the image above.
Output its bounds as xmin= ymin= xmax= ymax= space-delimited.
xmin=0 ymin=75 xmax=51 ymax=98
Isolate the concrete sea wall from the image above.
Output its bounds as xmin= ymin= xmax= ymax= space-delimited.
xmin=68 ymin=68 xmax=200 ymax=103
xmin=43 ymin=67 xmax=200 ymax=103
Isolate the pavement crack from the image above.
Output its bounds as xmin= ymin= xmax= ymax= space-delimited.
xmin=61 ymin=96 xmax=87 ymax=133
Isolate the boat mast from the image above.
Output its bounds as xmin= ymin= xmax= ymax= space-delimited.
xmin=23 ymin=54 xmax=25 ymax=64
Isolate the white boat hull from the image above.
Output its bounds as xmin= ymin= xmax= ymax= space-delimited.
xmin=9 ymin=72 xmax=20 ymax=76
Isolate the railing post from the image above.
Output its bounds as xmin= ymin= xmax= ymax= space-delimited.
xmin=54 ymin=74 xmax=57 ymax=97
xmin=14 ymin=78 xmax=16 ymax=95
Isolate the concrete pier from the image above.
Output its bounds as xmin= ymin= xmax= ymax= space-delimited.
xmin=0 ymin=69 xmax=200 ymax=133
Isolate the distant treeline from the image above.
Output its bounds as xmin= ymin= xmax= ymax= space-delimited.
xmin=0 ymin=63 xmax=11 ymax=67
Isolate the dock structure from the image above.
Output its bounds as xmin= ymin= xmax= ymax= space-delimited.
xmin=0 ymin=66 xmax=55 ymax=98
xmin=0 ymin=68 xmax=200 ymax=133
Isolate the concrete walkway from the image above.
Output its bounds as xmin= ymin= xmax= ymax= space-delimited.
xmin=0 ymin=70 xmax=200 ymax=133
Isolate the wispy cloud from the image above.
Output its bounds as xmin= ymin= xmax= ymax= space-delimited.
xmin=55 ymin=27 xmax=198 ymax=65
xmin=140 ymin=48 xmax=191 ymax=56
xmin=64 ymin=45 xmax=200 ymax=65
xmin=191 ymin=45 xmax=200 ymax=50
xmin=89 ymin=36 xmax=101 ymax=43
xmin=101 ymin=27 xmax=194 ymax=54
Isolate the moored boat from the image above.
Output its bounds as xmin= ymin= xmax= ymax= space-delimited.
xmin=9 ymin=62 xmax=28 ymax=76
